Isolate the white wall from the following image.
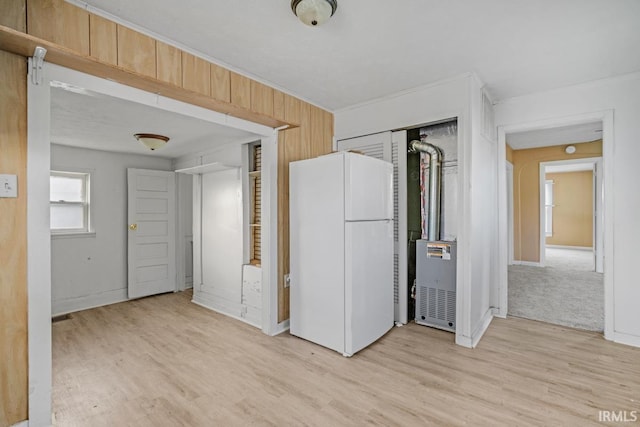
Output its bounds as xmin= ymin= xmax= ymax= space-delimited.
xmin=494 ymin=72 xmax=640 ymax=347
xmin=335 ymin=73 xmax=496 ymax=347
xmin=51 ymin=144 xmax=172 ymax=315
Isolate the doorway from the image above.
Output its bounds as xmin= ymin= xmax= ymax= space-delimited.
xmin=27 ymin=62 xmax=277 ymax=422
xmin=498 ymin=119 xmax=609 ymax=332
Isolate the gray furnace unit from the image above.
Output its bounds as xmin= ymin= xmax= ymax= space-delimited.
xmin=415 ymin=240 xmax=456 ymax=332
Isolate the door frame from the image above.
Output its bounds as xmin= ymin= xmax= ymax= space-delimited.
xmin=496 ymin=110 xmax=614 ymax=341
xmin=506 ymin=161 xmax=514 ymax=265
xmin=26 ymin=62 xmax=275 ymax=424
xmin=538 ymin=157 xmax=603 ymax=271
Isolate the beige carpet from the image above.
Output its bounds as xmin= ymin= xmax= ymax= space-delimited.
xmin=508 ymin=248 xmax=604 ymax=331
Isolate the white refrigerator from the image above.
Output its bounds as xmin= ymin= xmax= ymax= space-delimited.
xmin=289 ymin=152 xmax=394 ymax=357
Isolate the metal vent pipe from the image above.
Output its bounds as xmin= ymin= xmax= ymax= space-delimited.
xmin=409 ymin=138 xmax=443 ymax=241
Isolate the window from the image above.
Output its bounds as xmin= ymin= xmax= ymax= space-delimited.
xmin=249 ymin=144 xmax=261 ymax=265
xmin=545 ymin=179 xmax=554 ymax=237
xmin=50 ymin=171 xmax=91 ymax=233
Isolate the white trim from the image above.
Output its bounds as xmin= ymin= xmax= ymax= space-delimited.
xmin=506 ymin=161 xmax=514 ymax=266
xmin=610 ymin=332 xmax=640 ymax=348
xmin=496 ymin=109 xmax=614 ymax=338
xmin=64 ymin=0 xmax=332 ymax=113
xmin=53 ymin=288 xmax=128 ymax=317
xmin=393 ymin=130 xmax=409 ymax=324
xmin=546 ymin=244 xmax=592 ymax=251
xmin=511 ymin=260 xmax=543 ymax=267
xmin=27 ymin=56 xmax=53 ymax=427
xmin=456 ymin=309 xmax=494 ymax=349
xmin=11 ymin=421 xmax=29 ymax=427
xmin=48 ymin=64 xmax=272 ymax=138
xmin=272 ymin=319 xmax=291 ymax=336
xmin=51 ymin=231 xmax=96 ymax=239
xmin=261 ymin=133 xmax=280 ymax=336
xmin=191 ymin=293 xmax=261 ymax=329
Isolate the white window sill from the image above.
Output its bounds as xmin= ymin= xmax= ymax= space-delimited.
xmin=51 ymin=231 xmax=96 ymax=239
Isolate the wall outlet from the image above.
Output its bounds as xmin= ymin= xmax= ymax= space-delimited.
xmin=0 ymin=174 xmax=18 ymax=198
xmin=284 ymin=274 xmax=291 ymax=288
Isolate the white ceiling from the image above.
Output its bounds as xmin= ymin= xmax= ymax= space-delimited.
xmin=77 ymin=0 xmax=640 ymax=111
xmin=50 ymin=87 xmax=260 ymax=159
xmin=506 ymin=121 xmax=602 ymax=150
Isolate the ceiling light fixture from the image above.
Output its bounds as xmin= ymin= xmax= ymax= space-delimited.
xmin=134 ymin=133 xmax=169 ymax=151
xmin=565 ymin=145 xmax=576 ymax=154
xmin=291 ymin=0 xmax=337 ymax=27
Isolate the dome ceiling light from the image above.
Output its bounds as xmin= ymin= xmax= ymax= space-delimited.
xmin=134 ymin=133 xmax=170 ymax=151
xmin=291 ymin=0 xmax=338 ymax=27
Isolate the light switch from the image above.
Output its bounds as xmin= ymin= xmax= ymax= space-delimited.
xmin=0 ymin=174 xmax=18 ymax=198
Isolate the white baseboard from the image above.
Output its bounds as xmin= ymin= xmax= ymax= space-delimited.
xmin=546 ymin=244 xmax=592 ymax=251
xmin=607 ymin=331 xmax=640 ymax=348
xmin=471 ymin=308 xmax=495 ymax=348
xmin=511 ymin=260 xmax=543 ymax=267
xmin=491 ymin=307 xmax=507 ymax=319
xmin=192 ymin=291 xmax=261 ymax=329
xmin=52 ymin=288 xmax=128 ymax=316
xmin=11 ymin=421 xmax=29 ymax=427
xmin=456 ymin=308 xmax=495 ymax=348
xmin=271 ymin=319 xmax=290 ymax=336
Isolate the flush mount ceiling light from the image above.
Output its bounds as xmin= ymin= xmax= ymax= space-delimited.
xmin=134 ymin=133 xmax=169 ymax=151
xmin=291 ymin=0 xmax=337 ymax=27
xmin=565 ymin=145 xmax=577 ymax=154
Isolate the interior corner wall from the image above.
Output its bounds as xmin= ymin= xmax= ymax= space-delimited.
xmin=51 ymin=144 xmax=172 ymax=315
xmin=494 ymin=72 xmax=640 ymax=344
xmin=546 ymin=171 xmax=593 ymax=248
xmin=510 ymin=141 xmax=602 ymax=263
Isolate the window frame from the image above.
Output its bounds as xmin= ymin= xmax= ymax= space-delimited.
xmin=50 ymin=170 xmax=92 ymax=235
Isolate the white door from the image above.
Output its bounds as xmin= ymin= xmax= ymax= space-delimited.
xmin=127 ymin=168 xmax=176 ymax=299
xmin=338 ymin=131 xmax=409 ymax=324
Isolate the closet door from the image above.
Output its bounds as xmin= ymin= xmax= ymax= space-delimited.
xmin=337 ymin=132 xmax=408 ymax=324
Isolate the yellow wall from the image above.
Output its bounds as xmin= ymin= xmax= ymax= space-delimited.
xmin=546 ymin=171 xmax=593 ymax=247
xmin=512 ymin=140 xmax=602 ymax=262
xmin=506 ymin=143 xmax=514 ymax=163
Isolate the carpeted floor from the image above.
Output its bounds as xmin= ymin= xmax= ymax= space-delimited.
xmin=508 ymin=247 xmax=604 ymax=331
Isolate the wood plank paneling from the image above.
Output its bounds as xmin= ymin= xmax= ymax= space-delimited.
xmin=299 ymin=101 xmax=311 ymax=156
xmin=250 ymin=81 xmax=274 ymax=117
xmin=27 ymin=0 xmax=89 ymax=55
xmin=230 ymin=72 xmax=251 ymax=110
xmin=0 ymin=0 xmax=26 ymax=32
xmin=309 ymin=105 xmax=325 ymax=158
xmin=210 ymin=63 xmax=230 ymax=103
xmin=0 ymin=25 xmax=289 ymax=127
xmin=89 ymin=13 xmax=117 ymax=66
xmin=322 ymin=108 xmax=334 ymax=153
xmin=284 ymin=94 xmax=301 ymax=125
xmin=156 ymin=41 xmax=181 ymax=87
xmin=117 ymin=25 xmax=156 ymax=78
xmin=181 ymin=52 xmax=210 ymax=96
xmin=273 ymin=89 xmax=285 ymax=122
xmin=0 ymin=50 xmax=28 ymax=427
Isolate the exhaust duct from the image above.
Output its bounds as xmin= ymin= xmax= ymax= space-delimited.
xmin=409 ymin=138 xmax=443 ymax=241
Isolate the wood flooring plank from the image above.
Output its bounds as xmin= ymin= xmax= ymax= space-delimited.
xmin=52 ymin=292 xmax=640 ymax=426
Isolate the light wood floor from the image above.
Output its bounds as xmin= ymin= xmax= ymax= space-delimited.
xmin=52 ymin=291 xmax=640 ymax=426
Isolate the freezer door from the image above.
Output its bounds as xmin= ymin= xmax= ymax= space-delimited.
xmin=345 ymin=153 xmax=393 ymax=221
xmin=345 ymin=220 xmax=394 ymax=356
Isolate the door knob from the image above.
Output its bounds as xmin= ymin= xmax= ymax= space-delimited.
xmin=129 ymin=223 xmax=137 ymax=231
